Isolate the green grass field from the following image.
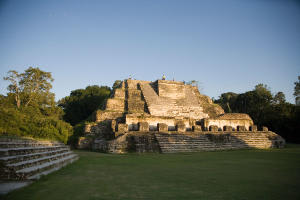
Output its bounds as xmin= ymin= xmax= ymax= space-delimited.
xmin=2 ymin=145 xmax=300 ymax=200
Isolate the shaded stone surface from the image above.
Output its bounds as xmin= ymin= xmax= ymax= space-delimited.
xmin=192 ymin=125 xmax=202 ymax=132
xmin=237 ymin=126 xmax=246 ymax=131
xmin=249 ymin=125 xmax=257 ymax=131
xmin=138 ymin=122 xmax=149 ymax=132
xmin=209 ymin=125 xmax=218 ymax=132
xmin=117 ymin=124 xmax=128 ymax=132
xmin=158 ymin=123 xmax=168 ymax=132
xmin=223 ymin=126 xmax=232 ymax=131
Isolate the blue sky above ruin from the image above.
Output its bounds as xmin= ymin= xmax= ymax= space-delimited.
xmin=0 ymin=0 xmax=299 ymax=103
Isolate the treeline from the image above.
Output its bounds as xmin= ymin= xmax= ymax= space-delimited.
xmin=214 ymin=82 xmax=300 ymax=143
xmin=0 ymin=67 xmax=112 ymax=144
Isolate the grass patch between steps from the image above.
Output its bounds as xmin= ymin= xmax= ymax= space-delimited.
xmin=2 ymin=144 xmax=300 ymax=200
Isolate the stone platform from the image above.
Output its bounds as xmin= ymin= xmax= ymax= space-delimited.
xmin=92 ymin=131 xmax=285 ymax=153
xmin=0 ymin=137 xmax=78 ymax=194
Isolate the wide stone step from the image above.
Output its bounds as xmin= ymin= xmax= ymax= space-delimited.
xmin=156 ymin=138 xmax=210 ymax=141
xmin=0 ymin=146 xmax=69 ymax=157
xmin=0 ymin=142 xmax=64 ymax=148
xmin=16 ymin=154 xmax=78 ymax=179
xmin=27 ymin=156 xmax=78 ymax=180
xmin=154 ymin=132 xmax=279 ymax=153
xmin=155 ymin=138 xmax=210 ymax=142
xmin=7 ymin=151 xmax=73 ymax=171
xmin=0 ymin=148 xmax=70 ymax=164
xmin=160 ymin=144 xmax=251 ymax=151
xmin=158 ymin=143 xmax=216 ymax=147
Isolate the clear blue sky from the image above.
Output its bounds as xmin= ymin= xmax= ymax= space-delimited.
xmin=0 ymin=0 xmax=299 ymax=103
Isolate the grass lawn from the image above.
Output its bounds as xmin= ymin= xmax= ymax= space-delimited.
xmin=2 ymin=144 xmax=300 ymax=200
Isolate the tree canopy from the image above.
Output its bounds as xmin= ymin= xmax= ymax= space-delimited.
xmin=58 ymin=85 xmax=111 ymax=125
xmin=4 ymin=67 xmax=55 ymax=109
xmin=294 ymin=76 xmax=300 ymax=104
xmin=1 ymin=67 xmax=72 ymax=143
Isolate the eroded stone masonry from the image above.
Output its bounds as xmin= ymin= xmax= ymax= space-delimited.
xmin=79 ymin=79 xmax=285 ymax=153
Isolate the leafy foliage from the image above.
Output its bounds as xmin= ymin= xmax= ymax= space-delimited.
xmin=1 ymin=67 xmax=73 ymax=143
xmin=215 ymin=83 xmax=300 ymax=143
xmin=58 ymin=85 xmax=111 ymax=125
xmin=112 ymin=80 xmax=122 ymax=90
xmin=294 ymin=76 xmax=300 ymax=97
xmin=4 ymin=67 xmax=54 ymax=109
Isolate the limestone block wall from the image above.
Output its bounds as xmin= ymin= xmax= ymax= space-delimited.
xmin=139 ymin=81 xmax=209 ymax=119
xmin=192 ymin=87 xmax=225 ymax=118
xmin=127 ymin=100 xmax=145 ymax=113
xmin=126 ymin=79 xmax=150 ymax=90
xmin=113 ymin=88 xmax=125 ymax=99
xmin=125 ymin=114 xmax=196 ymax=131
xmin=105 ymin=99 xmax=125 ymax=112
xmin=126 ymin=89 xmax=145 ymax=113
xmin=95 ymin=110 xmax=124 ymax=122
xmin=203 ymin=119 xmax=253 ymax=131
xmin=127 ymin=89 xmax=142 ymax=100
xmin=94 ymin=133 xmax=160 ymax=153
xmin=157 ymin=80 xmax=185 ymax=99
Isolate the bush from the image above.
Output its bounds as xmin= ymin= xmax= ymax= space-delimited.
xmin=0 ymin=105 xmax=73 ymax=144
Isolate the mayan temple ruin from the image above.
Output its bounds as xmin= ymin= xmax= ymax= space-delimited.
xmin=80 ymin=79 xmax=285 ymax=153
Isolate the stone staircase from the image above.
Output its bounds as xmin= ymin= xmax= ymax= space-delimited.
xmin=155 ymin=133 xmax=218 ymax=153
xmin=155 ymin=132 xmax=285 ymax=153
xmin=0 ymin=138 xmax=78 ymax=180
xmin=230 ymin=132 xmax=281 ymax=148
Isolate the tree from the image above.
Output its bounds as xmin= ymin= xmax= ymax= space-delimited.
xmin=186 ymin=80 xmax=198 ymax=87
xmin=4 ymin=67 xmax=54 ymax=109
xmin=112 ymin=80 xmax=122 ymax=90
xmin=3 ymin=70 xmax=22 ymax=108
xmin=59 ymin=85 xmax=111 ymax=125
xmin=254 ymin=84 xmax=273 ymax=102
xmin=1 ymin=67 xmax=72 ymax=143
xmin=294 ymin=76 xmax=300 ymax=104
xmin=273 ymin=92 xmax=286 ymax=104
xmin=214 ymin=92 xmax=238 ymax=113
xmin=294 ymin=76 xmax=300 ymax=97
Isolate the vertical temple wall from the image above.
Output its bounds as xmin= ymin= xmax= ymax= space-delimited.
xmin=157 ymin=80 xmax=186 ymax=99
xmin=203 ymin=119 xmax=254 ymax=131
xmin=125 ymin=114 xmax=196 ymax=131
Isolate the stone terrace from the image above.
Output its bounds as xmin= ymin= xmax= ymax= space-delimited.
xmin=0 ymin=138 xmax=78 ymax=181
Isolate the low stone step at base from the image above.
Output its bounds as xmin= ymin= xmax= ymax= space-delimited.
xmin=16 ymin=154 xmax=78 ymax=179
xmin=0 ymin=148 xmax=69 ymax=164
xmin=7 ymin=151 xmax=73 ymax=170
xmin=0 ymin=146 xmax=69 ymax=156
xmin=0 ymin=142 xmax=65 ymax=148
xmin=154 ymin=132 xmax=283 ymax=153
xmin=27 ymin=156 xmax=79 ymax=180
